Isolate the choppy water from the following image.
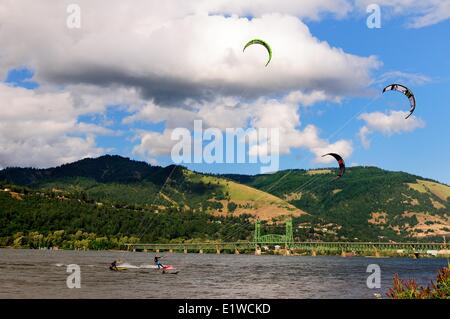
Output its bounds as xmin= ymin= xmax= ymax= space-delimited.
xmin=0 ymin=249 xmax=447 ymax=299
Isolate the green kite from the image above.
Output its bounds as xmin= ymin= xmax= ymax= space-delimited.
xmin=243 ymin=39 xmax=272 ymax=67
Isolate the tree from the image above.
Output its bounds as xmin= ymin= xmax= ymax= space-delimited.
xmin=227 ymin=202 xmax=237 ymax=213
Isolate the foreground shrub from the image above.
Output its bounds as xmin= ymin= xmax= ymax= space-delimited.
xmin=387 ymin=266 xmax=450 ymax=299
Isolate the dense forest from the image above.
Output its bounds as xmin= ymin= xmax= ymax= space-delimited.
xmin=0 ymin=186 xmax=254 ymax=248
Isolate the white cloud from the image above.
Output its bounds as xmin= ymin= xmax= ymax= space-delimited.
xmin=0 ymin=0 xmax=394 ymax=168
xmin=283 ymin=90 xmax=341 ymax=107
xmin=131 ymin=95 xmax=353 ymax=165
xmin=296 ymin=125 xmax=353 ymax=163
xmin=132 ymin=129 xmax=175 ymax=163
xmin=123 ymin=100 xmax=198 ymax=128
xmin=407 ymin=1 xmax=450 ymax=28
xmin=375 ymin=71 xmax=432 ymax=86
xmin=206 ymin=0 xmax=353 ymax=20
xmin=0 ymin=2 xmax=379 ymax=103
xmin=0 ymin=83 xmax=111 ymax=168
xmin=62 ymin=84 xmax=144 ymax=115
xmin=359 ymin=111 xmax=425 ymax=135
xmin=355 ymin=0 xmax=450 ymax=28
xmin=358 ymin=110 xmax=425 ymax=148
xmin=358 ymin=126 xmax=372 ymax=148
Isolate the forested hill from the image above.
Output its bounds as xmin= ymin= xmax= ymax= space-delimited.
xmin=225 ymin=167 xmax=450 ymax=241
xmin=0 ymin=155 xmax=182 ymax=185
xmin=0 ymin=155 xmax=301 ymax=246
xmin=0 ymin=156 xmax=449 ymax=244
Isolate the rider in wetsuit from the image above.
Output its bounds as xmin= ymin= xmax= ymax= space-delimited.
xmin=109 ymin=260 xmax=118 ymax=271
xmin=154 ymin=255 xmax=164 ymax=269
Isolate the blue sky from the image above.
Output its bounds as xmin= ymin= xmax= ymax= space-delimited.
xmin=1 ymin=2 xmax=449 ymax=184
xmin=306 ymin=16 xmax=450 ymax=184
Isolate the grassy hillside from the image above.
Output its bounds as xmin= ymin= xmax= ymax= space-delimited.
xmin=226 ymin=167 xmax=450 ymax=241
xmin=0 ymin=155 xmax=302 ymax=221
xmin=190 ymin=172 xmax=306 ymax=221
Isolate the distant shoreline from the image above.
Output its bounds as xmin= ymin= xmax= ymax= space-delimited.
xmin=1 ymin=246 xmax=449 ymax=259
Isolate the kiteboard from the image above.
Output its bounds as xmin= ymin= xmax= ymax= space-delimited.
xmin=160 ymin=265 xmax=179 ymax=274
xmin=110 ymin=266 xmax=128 ymax=271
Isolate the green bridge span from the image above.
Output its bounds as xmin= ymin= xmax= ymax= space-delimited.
xmin=125 ymin=219 xmax=449 ymax=256
xmin=125 ymin=241 xmax=448 ymax=256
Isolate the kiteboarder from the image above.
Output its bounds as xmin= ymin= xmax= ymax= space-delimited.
xmin=154 ymin=254 xmax=164 ymax=269
xmin=109 ymin=260 xmax=118 ymax=271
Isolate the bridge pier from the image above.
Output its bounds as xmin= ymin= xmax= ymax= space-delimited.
xmin=216 ymin=247 xmax=221 ymax=255
xmin=156 ymin=249 xmax=159 ymax=253
xmin=199 ymin=249 xmax=203 ymax=254
xmin=184 ymin=248 xmax=188 ymax=254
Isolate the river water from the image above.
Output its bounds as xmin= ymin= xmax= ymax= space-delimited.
xmin=0 ymin=249 xmax=447 ymax=299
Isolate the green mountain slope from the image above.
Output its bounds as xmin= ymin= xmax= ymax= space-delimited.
xmin=1 ymin=156 xmax=448 ymax=243
xmin=1 ymin=155 xmax=218 ymax=209
xmin=225 ymin=167 xmax=450 ymax=241
xmin=0 ymin=155 xmax=301 ymax=217
xmin=0 ymin=156 xmax=300 ymax=245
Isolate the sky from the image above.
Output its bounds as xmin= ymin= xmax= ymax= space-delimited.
xmin=0 ymin=0 xmax=449 ymax=184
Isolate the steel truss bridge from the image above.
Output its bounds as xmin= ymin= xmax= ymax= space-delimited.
xmin=125 ymin=219 xmax=448 ymax=255
xmin=125 ymin=241 xmax=447 ymax=254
